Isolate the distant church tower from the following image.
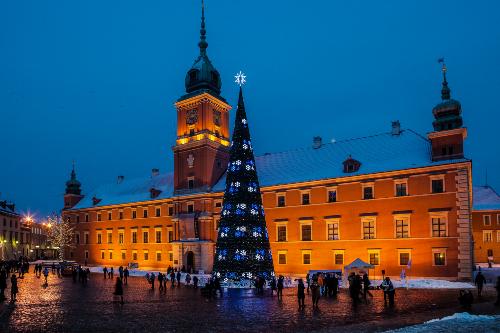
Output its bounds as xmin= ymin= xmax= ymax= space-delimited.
xmin=428 ymin=60 xmax=467 ymax=161
xmin=172 ymin=1 xmax=231 ymax=195
xmin=64 ymin=164 xmax=83 ymax=209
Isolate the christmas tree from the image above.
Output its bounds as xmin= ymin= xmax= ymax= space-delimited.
xmin=213 ymin=85 xmax=274 ymax=284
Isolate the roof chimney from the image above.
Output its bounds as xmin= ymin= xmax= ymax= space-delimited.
xmin=117 ymin=175 xmax=124 ymax=184
xmin=152 ymin=168 xmax=160 ymax=177
xmin=312 ymin=136 xmax=322 ymax=149
xmin=391 ymin=121 xmax=401 ymax=136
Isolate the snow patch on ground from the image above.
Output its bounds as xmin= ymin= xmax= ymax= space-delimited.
xmin=386 ymin=313 xmax=500 ymax=332
xmin=371 ymin=279 xmax=474 ymax=289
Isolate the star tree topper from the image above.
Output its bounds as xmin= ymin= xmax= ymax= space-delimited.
xmin=235 ymin=71 xmax=246 ymax=86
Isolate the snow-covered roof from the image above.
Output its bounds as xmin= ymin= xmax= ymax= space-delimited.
xmin=473 ymin=186 xmax=500 ymax=211
xmin=72 ymin=129 xmax=468 ymax=210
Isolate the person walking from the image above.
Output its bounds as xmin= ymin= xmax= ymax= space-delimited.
xmin=475 ymin=271 xmax=486 ymax=297
xmin=119 ymin=266 xmax=124 ymax=280
xmin=110 ymin=267 xmax=114 ymax=279
xmin=193 ymin=275 xmax=199 ymax=289
xmin=103 ymin=267 xmax=108 ymax=279
xmin=270 ymin=277 xmax=277 ymax=296
xmin=150 ymin=272 xmax=156 ymax=290
xmin=310 ymin=276 xmax=320 ymax=308
xmin=381 ymin=277 xmax=395 ymax=307
xmin=494 ymin=276 xmax=500 ymax=306
xmin=185 ymin=273 xmax=191 ymax=286
xmin=176 ymin=271 xmax=181 ymax=287
xmin=170 ymin=271 xmax=176 ymax=288
xmin=43 ymin=267 xmax=49 ymax=285
xmin=113 ymin=277 xmax=124 ymax=304
xmin=362 ymin=273 xmax=373 ymax=303
xmin=305 ymin=273 xmax=311 ymax=294
xmin=277 ymin=275 xmax=284 ymax=300
xmin=123 ymin=267 xmax=129 ymax=285
xmin=10 ymin=274 xmax=18 ymax=302
xmin=0 ymin=268 xmax=7 ymax=301
xmin=297 ymin=278 xmax=305 ymax=308
xmin=158 ymin=273 xmax=164 ymax=292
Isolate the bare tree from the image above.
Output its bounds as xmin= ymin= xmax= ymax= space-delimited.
xmin=47 ymin=215 xmax=75 ymax=261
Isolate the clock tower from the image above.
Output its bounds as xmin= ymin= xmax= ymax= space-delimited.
xmin=173 ymin=2 xmax=231 ymax=194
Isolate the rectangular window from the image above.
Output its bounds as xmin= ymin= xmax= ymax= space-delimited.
xmin=277 ymin=225 xmax=287 ymax=242
xmin=84 ymin=232 xmax=89 ymax=244
xmin=431 ymin=217 xmax=447 ymax=237
xmin=395 ymin=218 xmax=409 ymax=238
xmin=399 ymin=252 xmax=410 ymax=266
xmin=156 ymin=230 xmax=162 ymax=243
xmin=187 ymin=203 xmax=194 ymax=213
xmin=498 ymin=231 xmax=500 ymax=242
xmin=278 ymin=251 xmax=287 ymax=265
xmin=97 ymin=213 xmax=102 ymax=221
xmin=484 ymin=215 xmax=491 ymax=226
xmin=168 ymin=251 xmax=173 ymax=262
xmin=156 ymin=252 xmax=162 ymax=261
xmin=395 ymin=182 xmax=407 ymax=196
xmin=302 ymin=251 xmax=311 ymax=265
xmin=334 ymin=251 xmax=344 ymax=265
xmin=97 ymin=233 xmax=102 ymax=244
xmin=143 ymin=231 xmax=149 ymax=243
xmin=497 ymin=214 xmax=500 ymax=225
xmin=433 ymin=250 xmax=446 ymax=266
xmin=156 ymin=207 xmax=161 ymax=217
xmin=143 ymin=209 xmax=148 ymax=218
xmin=132 ymin=251 xmax=138 ymax=261
xmin=363 ymin=186 xmax=374 ymax=200
xmin=107 ymin=232 xmax=112 ymax=244
xmin=168 ymin=229 xmax=173 ymax=243
xmin=277 ymin=194 xmax=286 ymax=207
xmin=301 ymin=193 xmax=310 ymax=205
xmin=132 ymin=210 xmax=137 ymax=219
xmin=144 ymin=251 xmax=149 ymax=261
xmin=301 ymin=224 xmax=312 ymax=241
xmin=108 ymin=212 xmax=112 ymax=220
xmin=431 ymin=179 xmax=444 ymax=193
xmin=487 ymin=249 xmax=493 ymax=257
xmin=118 ymin=232 xmax=124 ymax=244
xmin=215 ymin=201 xmax=222 ymax=208
xmin=328 ymin=189 xmax=337 ymax=203
xmin=363 ymin=220 xmax=376 ymax=239
xmin=132 ymin=231 xmax=137 ymax=243
xmin=121 ymin=251 xmax=126 ymax=260
xmin=85 ymin=250 xmax=89 ymax=259
xmin=369 ymin=251 xmax=380 ymax=265
xmin=483 ymin=230 xmax=493 ymax=243
xmin=75 ymin=233 xmax=80 ymax=244
xmin=76 ymin=215 xmax=80 ymax=223
xmin=327 ymin=222 xmax=339 ymax=240
xmin=109 ymin=251 xmax=113 ymax=260
xmin=85 ymin=214 xmax=89 ymax=222
xmin=168 ymin=206 xmax=174 ymax=216
xmin=188 ymin=178 xmax=194 ymax=189
xmin=119 ymin=210 xmax=123 ymax=220
xmin=101 ymin=251 xmax=105 ymax=259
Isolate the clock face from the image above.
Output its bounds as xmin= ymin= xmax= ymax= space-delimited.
xmin=186 ymin=109 xmax=198 ymax=125
xmin=213 ymin=110 xmax=221 ymax=126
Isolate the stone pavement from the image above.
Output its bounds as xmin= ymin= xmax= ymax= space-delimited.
xmin=0 ymin=272 xmax=499 ymax=332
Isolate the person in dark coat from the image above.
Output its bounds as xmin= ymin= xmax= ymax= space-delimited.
xmin=297 ymin=278 xmax=305 ymax=308
xmin=103 ymin=267 xmax=108 ymax=279
xmin=310 ymin=276 xmax=320 ymax=308
xmin=362 ymin=273 xmax=373 ymax=302
xmin=176 ymin=271 xmax=181 ymax=287
xmin=113 ymin=277 xmax=124 ymax=304
xmin=381 ymin=277 xmax=395 ymax=307
xmin=277 ymin=275 xmax=284 ymax=300
xmin=328 ymin=274 xmax=338 ymax=298
xmin=458 ymin=289 xmax=474 ymax=309
xmin=123 ymin=267 xmax=129 ymax=285
xmin=474 ymin=271 xmax=486 ymax=297
xmin=494 ymin=276 xmax=500 ymax=306
xmin=270 ymin=277 xmax=277 ymax=296
xmin=0 ymin=268 xmax=7 ymax=301
xmin=193 ymin=275 xmax=199 ymax=289
xmin=10 ymin=274 xmax=18 ymax=302
xmin=170 ymin=271 xmax=176 ymax=288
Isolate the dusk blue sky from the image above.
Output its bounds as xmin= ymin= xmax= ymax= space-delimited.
xmin=1 ymin=1 xmax=499 ymax=218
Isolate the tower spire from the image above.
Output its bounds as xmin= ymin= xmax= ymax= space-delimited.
xmin=438 ymin=58 xmax=450 ymax=100
xmin=198 ymin=0 xmax=208 ymax=56
xmin=71 ymin=161 xmax=76 ymax=180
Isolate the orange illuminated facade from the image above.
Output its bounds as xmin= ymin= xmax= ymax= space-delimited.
xmin=62 ymin=7 xmax=480 ymax=281
xmin=471 ymin=186 xmax=500 ymax=264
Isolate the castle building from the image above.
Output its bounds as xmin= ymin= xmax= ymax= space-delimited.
xmin=62 ymin=6 xmax=476 ymax=280
xmin=471 ymin=185 xmax=500 ymax=265
xmin=0 ymin=199 xmax=21 ymax=260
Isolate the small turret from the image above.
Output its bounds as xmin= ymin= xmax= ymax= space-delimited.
xmin=64 ymin=163 xmax=84 ymax=209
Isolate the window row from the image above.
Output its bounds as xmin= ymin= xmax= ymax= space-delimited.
xmin=94 ymin=249 xmax=174 ymax=262
xmin=70 ymin=206 xmax=176 ymax=223
xmin=275 ymin=215 xmax=448 ymax=242
xmin=482 ymin=230 xmax=500 ymax=243
xmin=274 ymin=177 xmax=445 ymax=207
xmin=79 ymin=228 xmax=174 ymax=245
xmin=482 ymin=214 xmax=500 ymax=226
xmin=2 ymin=218 xmax=19 ymax=228
xmin=277 ymin=249 xmax=447 ymax=266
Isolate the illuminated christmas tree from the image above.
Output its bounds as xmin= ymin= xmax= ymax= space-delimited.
xmin=213 ymin=77 xmax=274 ymax=284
